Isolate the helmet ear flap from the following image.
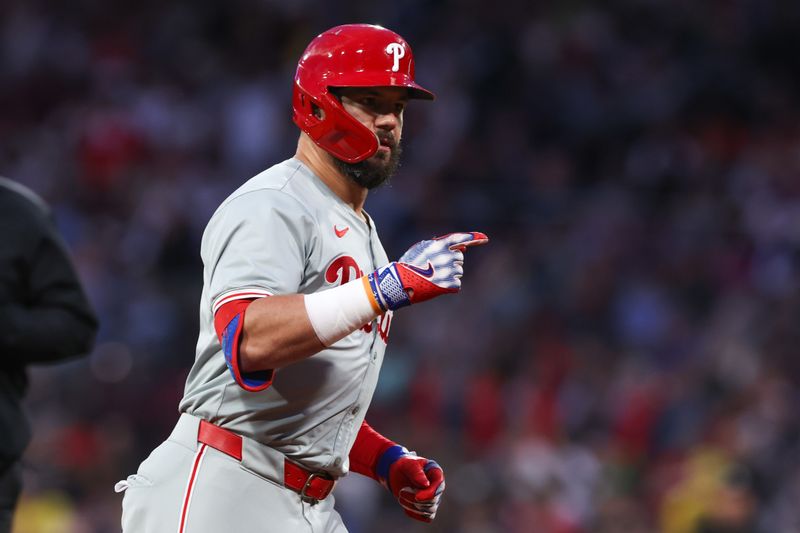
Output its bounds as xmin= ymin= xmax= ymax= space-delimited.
xmin=293 ymin=85 xmax=320 ymax=130
xmin=293 ymin=85 xmax=379 ymax=163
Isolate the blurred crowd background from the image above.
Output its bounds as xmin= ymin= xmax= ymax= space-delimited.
xmin=3 ymin=0 xmax=800 ymax=532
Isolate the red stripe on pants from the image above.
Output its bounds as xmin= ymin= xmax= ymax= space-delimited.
xmin=178 ymin=444 xmax=207 ymax=533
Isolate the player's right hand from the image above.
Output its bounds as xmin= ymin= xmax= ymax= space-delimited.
xmin=365 ymin=232 xmax=488 ymax=311
xmin=377 ymin=446 xmax=446 ymax=523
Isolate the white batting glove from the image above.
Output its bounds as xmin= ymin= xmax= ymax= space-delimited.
xmin=365 ymin=232 xmax=488 ymax=311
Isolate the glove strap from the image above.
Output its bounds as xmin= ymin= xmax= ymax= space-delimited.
xmin=376 ymin=445 xmax=410 ymax=484
xmin=367 ymin=264 xmax=411 ymax=311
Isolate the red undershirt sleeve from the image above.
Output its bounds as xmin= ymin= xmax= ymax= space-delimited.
xmin=348 ymin=420 xmax=397 ymax=480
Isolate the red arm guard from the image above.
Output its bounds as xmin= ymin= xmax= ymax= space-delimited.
xmin=214 ymin=298 xmax=274 ymax=392
xmin=348 ymin=420 xmax=396 ymax=480
xmin=213 ymin=299 xmax=253 ymax=339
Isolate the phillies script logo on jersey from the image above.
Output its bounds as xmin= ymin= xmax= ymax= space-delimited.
xmin=324 ymin=255 xmax=392 ymax=343
xmin=325 ymin=255 xmax=362 ymax=285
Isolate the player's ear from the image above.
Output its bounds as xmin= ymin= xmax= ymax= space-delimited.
xmin=312 ymin=103 xmax=326 ymax=120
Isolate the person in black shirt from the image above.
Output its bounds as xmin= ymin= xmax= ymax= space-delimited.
xmin=0 ymin=177 xmax=98 ymax=532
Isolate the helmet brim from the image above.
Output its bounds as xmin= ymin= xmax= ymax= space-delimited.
xmin=328 ymin=73 xmax=435 ymax=101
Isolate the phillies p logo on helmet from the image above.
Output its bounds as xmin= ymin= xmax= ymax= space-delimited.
xmin=385 ymin=43 xmax=405 ymax=72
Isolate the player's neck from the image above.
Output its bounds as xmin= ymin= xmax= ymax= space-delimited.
xmin=295 ymin=135 xmax=368 ymax=215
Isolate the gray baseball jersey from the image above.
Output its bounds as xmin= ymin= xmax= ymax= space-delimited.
xmin=120 ymin=158 xmax=393 ymax=533
xmin=179 ymin=157 xmax=392 ymax=477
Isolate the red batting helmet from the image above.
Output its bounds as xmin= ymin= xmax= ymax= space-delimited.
xmin=292 ymin=24 xmax=434 ymax=163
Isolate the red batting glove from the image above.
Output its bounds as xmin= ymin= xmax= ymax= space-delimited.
xmin=377 ymin=446 xmax=446 ymax=523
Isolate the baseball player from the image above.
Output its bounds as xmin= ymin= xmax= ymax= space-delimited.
xmin=117 ymin=24 xmax=487 ymax=532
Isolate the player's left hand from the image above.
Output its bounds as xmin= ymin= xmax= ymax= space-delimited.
xmin=378 ymin=446 xmax=445 ymax=522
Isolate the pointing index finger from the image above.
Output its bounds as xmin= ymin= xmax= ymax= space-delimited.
xmin=434 ymin=231 xmax=489 ymax=251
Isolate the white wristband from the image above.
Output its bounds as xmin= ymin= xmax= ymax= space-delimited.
xmin=303 ymin=278 xmax=381 ymax=347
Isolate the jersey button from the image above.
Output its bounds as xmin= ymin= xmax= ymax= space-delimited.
xmin=351 ymin=406 xmax=360 ymax=415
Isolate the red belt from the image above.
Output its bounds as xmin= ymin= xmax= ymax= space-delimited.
xmin=197 ymin=419 xmax=335 ymax=503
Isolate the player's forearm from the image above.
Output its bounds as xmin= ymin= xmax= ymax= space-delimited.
xmin=238 ymin=295 xmax=325 ymax=372
xmin=239 ymin=277 xmax=382 ymax=372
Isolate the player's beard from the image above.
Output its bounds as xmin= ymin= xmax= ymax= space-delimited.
xmin=333 ymin=133 xmax=402 ymax=190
